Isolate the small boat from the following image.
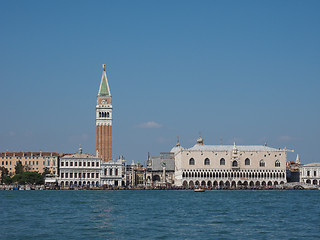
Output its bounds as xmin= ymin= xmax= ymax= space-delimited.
xmin=194 ymin=188 xmax=205 ymax=192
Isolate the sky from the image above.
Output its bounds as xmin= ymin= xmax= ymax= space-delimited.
xmin=0 ymin=1 xmax=319 ymax=165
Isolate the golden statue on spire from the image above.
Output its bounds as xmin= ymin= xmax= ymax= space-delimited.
xmin=103 ymin=64 xmax=106 ymax=71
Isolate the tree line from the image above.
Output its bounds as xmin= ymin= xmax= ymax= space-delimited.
xmin=0 ymin=161 xmax=47 ymax=185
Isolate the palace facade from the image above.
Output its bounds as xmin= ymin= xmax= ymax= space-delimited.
xmin=59 ymin=147 xmax=101 ymax=187
xmin=58 ymin=146 xmax=126 ymax=188
xmin=173 ymin=137 xmax=288 ymax=188
xmin=0 ymin=152 xmax=60 ymax=176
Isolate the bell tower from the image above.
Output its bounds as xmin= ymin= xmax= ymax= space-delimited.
xmin=96 ymin=64 xmax=112 ymax=161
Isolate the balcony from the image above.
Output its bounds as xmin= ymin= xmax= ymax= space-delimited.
xmin=231 ymin=160 xmax=240 ymax=169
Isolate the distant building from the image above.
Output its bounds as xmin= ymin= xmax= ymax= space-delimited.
xmin=135 ymin=165 xmax=146 ymax=187
xmin=146 ymin=152 xmax=175 ymax=187
xmin=126 ymin=161 xmax=146 ymax=187
xmin=100 ymin=157 xmax=126 ymax=187
xmin=58 ymin=147 xmax=101 ymax=188
xmin=57 ymin=146 xmax=127 ymax=188
xmin=173 ymin=136 xmax=289 ymax=188
xmin=286 ymin=155 xmax=301 ymax=182
xmin=125 ymin=161 xmax=135 ymax=186
xmin=0 ymin=151 xmax=60 ymax=176
xmin=300 ymin=163 xmax=320 ymax=186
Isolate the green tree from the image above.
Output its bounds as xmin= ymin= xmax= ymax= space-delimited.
xmin=24 ymin=172 xmax=44 ymax=185
xmin=15 ymin=161 xmax=24 ymax=175
xmin=42 ymin=167 xmax=51 ymax=177
xmin=12 ymin=172 xmax=44 ymax=185
xmin=12 ymin=174 xmax=24 ymax=184
xmin=0 ymin=166 xmax=9 ymax=183
xmin=4 ymin=176 xmax=13 ymax=184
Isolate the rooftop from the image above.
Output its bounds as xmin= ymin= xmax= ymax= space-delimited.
xmin=151 ymin=156 xmax=175 ymax=171
xmin=187 ymin=145 xmax=286 ymax=152
xmin=170 ymin=136 xmax=290 ymax=154
xmin=303 ymin=163 xmax=320 ymax=167
xmin=61 ymin=153 xmax=98 ymax=159
xmin=0 ymin=152 xmax=62 ymax=157
xmin=98 ymin=66 xmax=111 ymax=96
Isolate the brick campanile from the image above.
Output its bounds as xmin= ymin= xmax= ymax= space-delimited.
xmin=96 ymin=64 xmax=112 ymax=161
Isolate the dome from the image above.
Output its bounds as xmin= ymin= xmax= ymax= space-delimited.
xmin=170 ymin=145 xmax=184 ymax=153
xmin=170 ymin=138 xmax=184 ymax=153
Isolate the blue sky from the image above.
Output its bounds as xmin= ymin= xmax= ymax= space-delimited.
xmin=0 ymin=1 xmax=319 ymax=164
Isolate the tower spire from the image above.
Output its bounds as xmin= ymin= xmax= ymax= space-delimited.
xmin=98 ymin=64 xmax=111 ymax=96
xmin=176 ymin=136 xmax=180 ymax=146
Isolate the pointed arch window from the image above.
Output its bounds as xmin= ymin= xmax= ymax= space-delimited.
xmin=232 ymin=160 xmax=238 ymax=167
xmin=275 ymin=160 xmax=280 ymax=167
xmin=220 ymin=158 xmax=225 ymax=166
xmin=259 ymin=160 xmax=265 ymax=167
xmin=189 ymin=158 xmax=195 ymax=165
xmin=245 ymin=158 xmax=250 ymax=165
xmin=204 ymin=158 xmax=210 ymax=165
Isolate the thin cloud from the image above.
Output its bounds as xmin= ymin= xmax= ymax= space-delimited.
xmin=136 ymin=121 xmax=162 ymax=129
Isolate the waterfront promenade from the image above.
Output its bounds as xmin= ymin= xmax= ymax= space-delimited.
xmin=0 ymin=182 xmax=319 ymax=190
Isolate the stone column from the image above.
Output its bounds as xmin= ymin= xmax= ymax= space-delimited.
xmin=162 ymin=166 xmax=166 ymax=183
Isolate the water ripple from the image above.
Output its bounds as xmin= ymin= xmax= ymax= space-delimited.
xmin=0 ymin=190 xmax=319 ymax=239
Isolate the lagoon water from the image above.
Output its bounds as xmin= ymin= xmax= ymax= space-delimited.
xmin=0 ymin=190 xmax=319 ymax=239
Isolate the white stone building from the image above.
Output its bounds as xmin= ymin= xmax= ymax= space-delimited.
xmin=58 ymin=148 xmax=101 ymax=188
xmin=300 ymin=163 xmax=320 ymax=186
xmin=173 ymin=137 xmax=289 ymax=188
xmin=57 ymin=147 xmax=127 ymax=188
xmin=100 ymin=158 xmax=126 ymax=187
